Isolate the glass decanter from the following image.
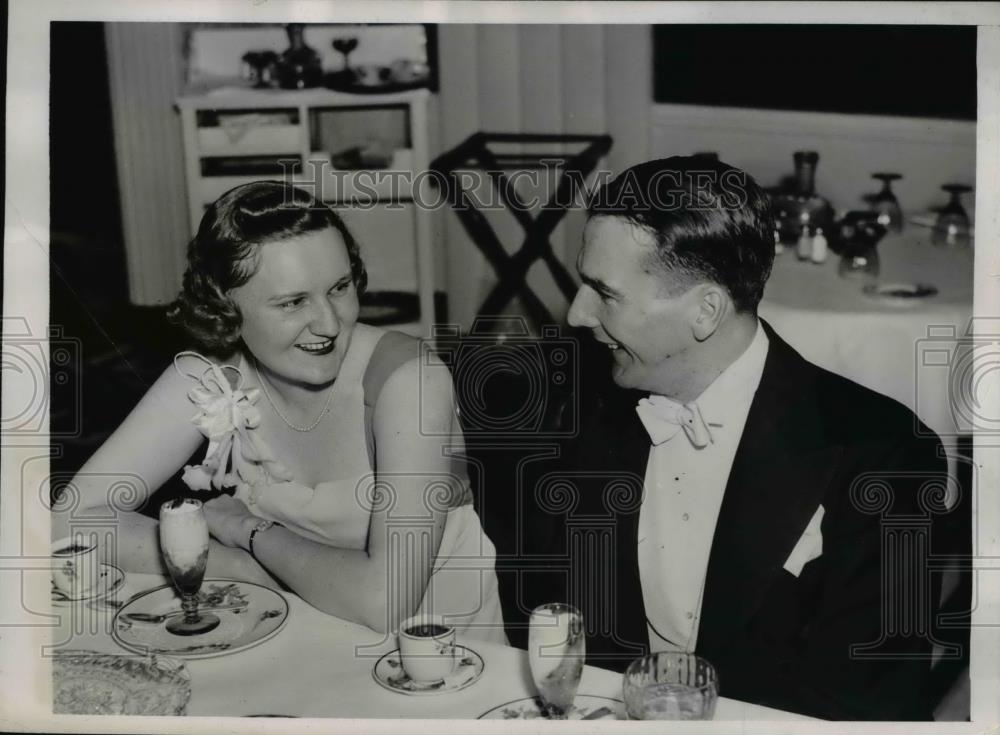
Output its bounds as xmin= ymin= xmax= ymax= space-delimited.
xmin=771 ymin=151 xmax=835 ymax=246
xmin=277 ymin=24 xmax=323 ymax=90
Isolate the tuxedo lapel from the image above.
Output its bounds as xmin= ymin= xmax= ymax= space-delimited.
xmin=573 ymin=387 xmax=650 ymax=667
xmin=698 ymin=323 xmax=843 ymax=649
xmin=607 ymin=393 xmax=652 ymax=656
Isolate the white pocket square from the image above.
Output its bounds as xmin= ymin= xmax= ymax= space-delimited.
xmin=783 ymin=504 xmax=825 ymax=578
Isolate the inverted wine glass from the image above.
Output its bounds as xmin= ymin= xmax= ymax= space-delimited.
xmin=159 ymin=498 xmax=220 ymax=636
xmin=933 ymin=183 xmax=972 ymax=247
xmin=870 ymin=173 xmax=903 ymax=232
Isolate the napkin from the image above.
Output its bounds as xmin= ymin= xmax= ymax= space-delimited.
xmin=783 ymin=504 xmax=824 ymax=578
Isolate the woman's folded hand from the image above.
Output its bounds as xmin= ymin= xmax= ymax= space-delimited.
xmin=203 ymin=494 xmax=258 ymax=549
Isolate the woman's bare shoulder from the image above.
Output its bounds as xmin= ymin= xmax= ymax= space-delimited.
xmin=171 ymin=350 xmax=244 ymax=389
xmin=377 ymin=350 xmax=455 ymax=428
xmin=172 ymin=350 xmax=242 ymax=371
xmin=125 ymin=351 xmax=240 ymax=422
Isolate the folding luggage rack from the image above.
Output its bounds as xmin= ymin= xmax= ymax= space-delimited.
xmin=430 ymin=132 xmax=613 ymax=328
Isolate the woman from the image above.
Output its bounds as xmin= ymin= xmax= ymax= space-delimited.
xmin=53 ymin=181 xmax=506 ymax=643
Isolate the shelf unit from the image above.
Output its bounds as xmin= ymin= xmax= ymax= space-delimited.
xmin=175 ymin=87 xmax=435 ymax=338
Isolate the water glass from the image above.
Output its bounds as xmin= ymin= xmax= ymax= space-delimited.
xmin=837 ymin=249 xmax=880 ymax=283
xmin=623 ymin=652 xmax=718 ymax=720
xmin=528 ymin=603 xmax=585 ymax=719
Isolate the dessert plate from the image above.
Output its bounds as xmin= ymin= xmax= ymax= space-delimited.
xmin=479 ymin=694 xmax=625 ymax=720
xmin=51 ymin=563 xmax=125 ymax=604
xmin=111 ymin=580 xmax=287 ymax=659
xmin=372 ymin=645 xmax=484 ymax=696
xmin=908 ymin=213 xmax=975 ymax=236
xmin=862 ymin=282 xmax=939 ymax=303
xmin=53 ymin=650 xmax=191 ymax=715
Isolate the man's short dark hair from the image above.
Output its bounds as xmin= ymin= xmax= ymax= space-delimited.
xmin=587 ymin=156 xmax=775 ymax=313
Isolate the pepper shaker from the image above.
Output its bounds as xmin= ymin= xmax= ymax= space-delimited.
xmin=797 ymin=223 xmax=812 ymax=261
xmin=810 ymin=227 xmax=828 ymax=264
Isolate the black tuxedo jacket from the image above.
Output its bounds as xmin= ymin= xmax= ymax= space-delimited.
xmin=523 ymin=321 xmax=946 ymax=720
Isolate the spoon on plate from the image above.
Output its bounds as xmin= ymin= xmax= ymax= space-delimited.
xmin=121 ymin=603 xmax=246 ymax=624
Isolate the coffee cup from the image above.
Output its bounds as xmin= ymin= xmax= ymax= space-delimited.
xmin=52 ymin=534 xmax=100 ymax=599
xmin=397 ymin=615 xmax=457 ymax=682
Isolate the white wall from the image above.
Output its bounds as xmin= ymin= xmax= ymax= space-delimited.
xmin=106 ymin=23 xmax=190 ymax=305
xmin=434 ymin=25 xmax=976 ymax=331
xmin=435 ymin=25 xmax=652 ymax=330
xmin=649 ymin=103 xmax=976 ymax=217
xmin=104 ymin=23 xmax=976 ymax=317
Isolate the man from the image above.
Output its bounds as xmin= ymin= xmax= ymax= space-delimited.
xmin=529 ymin=156 xmax=946 ymax=720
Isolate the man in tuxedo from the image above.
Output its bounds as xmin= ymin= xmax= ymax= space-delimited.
xmin=529 ymin=156 xmax=947 ymax=720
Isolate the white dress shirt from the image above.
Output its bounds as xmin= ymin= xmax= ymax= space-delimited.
xmin=638 ymin=321 xmax=769 ymax=652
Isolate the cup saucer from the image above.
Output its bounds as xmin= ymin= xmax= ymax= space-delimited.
xmin=372 ymin=645 xmax=484 ymax=696
xmin=51 ymin=562 xmax=125 ymax=604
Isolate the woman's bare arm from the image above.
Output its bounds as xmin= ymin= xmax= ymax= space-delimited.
xmin=51 ymin=354 xmax=275 ymax=584
xmin=232 ymin=354 xmax=457 ymax=632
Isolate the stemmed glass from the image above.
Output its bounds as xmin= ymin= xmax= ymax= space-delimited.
xmin=159 ymin=499 xmax=220 ymax=636
xmin=933 ymin=183 xmax=973 ymax=247
xmin=870 ymin=173 xmax=903 ymax=232
xmin=528 ymin=603 xmax=585 ymax=719
xmin=332 ymin=37 xmax=359 ymax=74
xmin=241 ymin=50 xmax=278 ymax=89
xmin=835 ymin=211 xmax=886 ymax=283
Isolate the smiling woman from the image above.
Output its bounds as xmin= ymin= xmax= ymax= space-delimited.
xmin=52 ymin=182 xmax=507 ymax=643
xmin=232 ymin=229 xmax=359 ymax=395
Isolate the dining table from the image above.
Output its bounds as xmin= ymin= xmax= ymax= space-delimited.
xmin=759 ymin=224 xmax=975 ymax=457
xmin=51 ymin=571 xmax=810 ymax=721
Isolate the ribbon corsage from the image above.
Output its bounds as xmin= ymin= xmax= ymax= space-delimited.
xmin=174 ymin=352 xmax=293 ymax=492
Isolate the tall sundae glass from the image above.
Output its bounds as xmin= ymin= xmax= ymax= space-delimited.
xmin=158 ymin=498 xmax=219 ymax=636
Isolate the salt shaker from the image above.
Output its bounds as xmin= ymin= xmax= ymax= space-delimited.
xmin=810 ymin=227 xmax=828 ymax=264
xmin=797 ymin=225 xmax=812 ymax=261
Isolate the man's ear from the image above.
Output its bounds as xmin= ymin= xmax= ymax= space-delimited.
xmin=692 ymin=284 xmax=728 ymax=341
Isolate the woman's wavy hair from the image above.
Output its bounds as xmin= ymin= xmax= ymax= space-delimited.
xmin=167 ymin=181 xmax=367 ymax=356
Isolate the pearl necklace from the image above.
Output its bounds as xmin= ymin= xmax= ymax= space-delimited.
xmin=252 ymin=358 xmax=336 ymax=432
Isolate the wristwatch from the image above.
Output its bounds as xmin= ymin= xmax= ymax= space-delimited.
xmin=247 ymin=519 xmax=281 ymax=560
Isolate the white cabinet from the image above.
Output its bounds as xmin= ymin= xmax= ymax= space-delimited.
xmin=176 ymin=88 xmax=435 ymax=338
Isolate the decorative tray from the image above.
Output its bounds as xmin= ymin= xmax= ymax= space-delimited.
xmin=53 ymin=650 xmax=191 ymax=715
xmin=322 ymin=72 xmax=427 ymax=95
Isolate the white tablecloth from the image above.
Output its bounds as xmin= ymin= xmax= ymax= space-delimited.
xmin=760 ymin=228 xmax=974 ymax=443
xmin=52 ymin=573 xmax=807 ymax=721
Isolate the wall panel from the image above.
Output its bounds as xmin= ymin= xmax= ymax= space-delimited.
xmin=105 ymin=23 xmax=189 ymax=305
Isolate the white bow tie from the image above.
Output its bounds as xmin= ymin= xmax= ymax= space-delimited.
xmin=636 ymin=395 xmax=715 ymax=448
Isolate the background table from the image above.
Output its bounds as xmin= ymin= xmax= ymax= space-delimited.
xmin=52 ymin=572 xmax=807 ymax=720
xmin=760 ymin=227 xmax=974 ymax=444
